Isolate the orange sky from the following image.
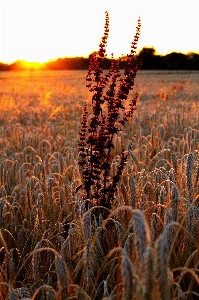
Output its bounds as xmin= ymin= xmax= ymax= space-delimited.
xmin=1 ymin=0 xmax=199 ymax=64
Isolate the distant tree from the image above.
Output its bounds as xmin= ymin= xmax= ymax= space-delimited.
xmin=187 ymin=52 xmax=199 ymax=70
xmin=10 ymin=60 xmax=24 ymax=71
xmin=164 ymin=52 xmax=188 ymax=69
xmin=0 ymin=63 xmax=10 ymax=71
xmin=137 ymin=47 xmax=156 ymax=69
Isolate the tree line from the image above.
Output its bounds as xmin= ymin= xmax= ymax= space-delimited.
xmin=0 ymin=47 xmax=199 ymax=71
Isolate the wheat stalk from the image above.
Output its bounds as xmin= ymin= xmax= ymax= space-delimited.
xmin=129 ymin=175 xmax=136 ymax=209
xmin=171 ymin=152 xmax=178 ymax=173
xmin=132 ymin=209 xmax=151 ymax=270
xmin=8 ymin=289 xmax=19 ymax=300
xmin=186 ymin=152 xmax=194 ymax=203
xmin=0 ymin=198 xmax=5 ymax=228
xmin=171 ymin=183 xmax=179 ymax=222
xmin=155 ymin=225 xmax=172 ymax=300
xmin=83 ymin=210 xmax=92 ymax=241
xmin=143 ymin=247 xmax=154 ymax=300
xmin=36 ymin=192 xmax=43 ymax=231
xmin=31 ymin=285 xmax=57 ymax=300
xmin=194 ymin=159 xmax=199 ymax=188
xmin=55 ymin=253 xmax=68 ymax=300
xmin=160 ymin=185 xmax=166 ymax=221
xmin=121 ymin=250 xmax=135 ymax=300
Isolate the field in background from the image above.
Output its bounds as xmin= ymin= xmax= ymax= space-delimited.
xmin=0 ymin=70 xmax=198 ymax=155
xmin=0 ymin=70 xmax=199 ymax=299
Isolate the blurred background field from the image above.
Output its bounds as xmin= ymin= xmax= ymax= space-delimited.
xmin=0 ymin=69 xmax=198 ymax=145
xmin=1 ymin=69 xmax=199 ymax=123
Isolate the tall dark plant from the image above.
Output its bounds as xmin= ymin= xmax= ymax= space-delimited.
xmin=78 ymin=11 xmax=141 ymax=210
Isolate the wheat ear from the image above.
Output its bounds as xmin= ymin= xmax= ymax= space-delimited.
xmin=130 ymin=151 xmax=141 ymax=172
xmin=171 ymin=183 xmax=179 ymax=222
xmin=129 ymin=175 xmax=136 ymax=209
xmin=186 ymin=152 xmax=194 ymax=203
xmin=121 ymin=250 xmax=135 ymax=300
xmin=8 ymin=289 xmax=19 ymax=300
xmin=160 ymin=186 xmax=166 ymax=221
xmin=155 ymin=224 xmax=174 ymax=300
xmin=55 ymin=253 xmax=68 ymax=300
xmin=143 ymin=247 xmax=154 ymax=300
xmin=132 ymin=209 xmax=151 ymax=275
xmin=194 ymin=159 xmax=199 ymax=187
xmin=83 ymin=210 xmax=92 ymax=241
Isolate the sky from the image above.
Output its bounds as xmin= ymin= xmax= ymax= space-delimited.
xmin=0 ymin=0 xmax=199 ymax=64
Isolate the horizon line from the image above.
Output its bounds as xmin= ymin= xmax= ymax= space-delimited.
xmin=1 ymin=48 xmax=199 ymax=66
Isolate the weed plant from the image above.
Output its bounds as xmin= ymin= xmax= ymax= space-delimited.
xmin=77 ymin=11 xmax=141 ymax=211
xmin=0 ymin=11 xmax=199 ymax=300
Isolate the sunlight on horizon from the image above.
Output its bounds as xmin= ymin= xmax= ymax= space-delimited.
xmin=1 ymin=1 xmax=199 ymax=64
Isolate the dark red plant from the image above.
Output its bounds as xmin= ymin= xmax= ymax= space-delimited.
xmin=78 ymin=11 xmax=141 ymax=210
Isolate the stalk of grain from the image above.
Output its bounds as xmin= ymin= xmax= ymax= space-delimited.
xmin=132 ymin=209 xmax=151 ymax=270
xmin=169 ymin=168 xmax=175 ymax=183
xmin=160 ymin=186 xmax=166 ymax=221
xmin=31 ymin=285 xmax=57 ymax=300
xmin=155 ymin=226 xmax=171 ymax=300
xmin=83 ymin=241 xmax=93 ymax=291
xmin=121 ymin=181 xmax=129 ymax=205
xmin=143 ymin=181 xmax=153 ymax=202
xmin=171 ymin=183 xmax=179 ymax=222
xmin=151 ymin=213 xmax=158 ymax=245
xmin=8 ymin=289 xmax=19 ymax=300
xmin=186 ymin=152 xmax=194 ymax=203
xmin=194 ymin=159 xmax=199 ymax=188
xmin=175 ymin=283 xmax=186 ymax=300
xmin=124 ymin=233 xmax=135 ymax=262
xmin=143 ymin=247 xmax=154 ymax=300
xmin=59 ymin=187 xmax=65 ymax=208
xmin=151 ymin=123 xmax=157 ymax=148
xmin=68 ymin=223 xmax=74 ymax=257
xmin=32 ymin=242 xmax=48 ymax=288
xmin=83 ymin=210 xmax=92 ymax=241
xmin=0 ymin=230 xmax=13 ymax=284
xmin=0 ymin=198 xmax=4 ymax=228
xmin=185 ymin=203 xmax=195 ymax=254
xmin=37 ymin=193 xmax=43 ymax=231
xmin=129 ymin=175 xmax=136 ymax=209
xmin=103 ymin=280 xmax=109 ymax=298
xmin=139 ymin=193 xmax=147 ymax=210
xmin=121 ymin=250 xmax=135 ymax=300
xmin=154 ymin=169 xmax=161 ymax=185
xmin=94 ymin=235 xmax=106 ymax=263
xmin=55 ymin=253 xmax=68 ymax=300
xmin=166 ymin=210 xmax=174 ymax=248
xmin=129 ymin=151 xmax=141 ymax=172
xmin=9 ymin=249 xmax=16 ymax=283
xmin=16 ymin=287 xmax=31 ymax=299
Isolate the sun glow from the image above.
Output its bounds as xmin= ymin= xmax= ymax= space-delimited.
xmin=20 ymin=61 xmax=44 ymax=70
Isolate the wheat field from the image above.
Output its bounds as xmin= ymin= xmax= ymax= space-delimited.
xmin=0 ymin=69 xmax=199 ymax=299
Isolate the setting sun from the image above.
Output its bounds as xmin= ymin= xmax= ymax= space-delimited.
xmin=1 ymin=1 xmax=199 ymax=64
xmin=18 ymin=61 xmax=44 ymax=70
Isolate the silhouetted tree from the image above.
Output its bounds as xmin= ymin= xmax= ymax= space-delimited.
xmin=0 ymin=63 xmax=10 ymax=71
xmin=187 ymin=53 xmax=199 ymax=70
xmin=164 ymin=52 xmax=188 ymax=69
xmin=138 ymin=47 xmax=156 ymax=69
